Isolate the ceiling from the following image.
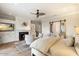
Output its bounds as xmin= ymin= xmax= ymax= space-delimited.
xmin=0 ymin=3 xmax=79 ymax=20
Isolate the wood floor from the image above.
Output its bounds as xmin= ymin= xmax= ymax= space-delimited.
xmin=0 ymin=40 xmax=31 ymax=56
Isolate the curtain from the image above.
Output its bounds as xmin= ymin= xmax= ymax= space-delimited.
xmin=53 ymin=22 xmax=60 ymax=34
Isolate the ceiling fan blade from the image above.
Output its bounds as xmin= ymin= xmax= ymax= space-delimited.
xmin=31 ymin=12 xmax=37 ymax=15
xmin=39 ymin=13 xmax=45 ymax=15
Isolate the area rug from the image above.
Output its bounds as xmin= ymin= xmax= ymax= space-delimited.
xmin=0 ymin=40 xmax=31 ymax=56
xmin=14 ymin=40 xmax=31 ymax=56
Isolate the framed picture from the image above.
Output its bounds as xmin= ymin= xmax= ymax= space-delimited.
xmin=0 ymin=22 xmax=14 ymax=32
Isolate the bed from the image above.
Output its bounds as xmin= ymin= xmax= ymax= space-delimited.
xmin=49 ymin=39 xmax=77 ymax=56
xmin=30 ymin=35 xmax=78 ymax=56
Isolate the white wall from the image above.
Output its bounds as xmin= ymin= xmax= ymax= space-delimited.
xmin=61 ymin=13 xmax=79 ymax=37
xmin=42 ymin=20 xmax=50 ymax=35
xmin=42 ymin=13 xmax=79 ymax=37
xmin=0 ymin=17 xmax=31 ymax=44
xmin=0 ymin=31 xmax=18 ymax=43
xmin=0 ymin=19 xmax=18 ymax=44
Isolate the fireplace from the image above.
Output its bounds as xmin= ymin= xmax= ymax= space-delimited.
xmin=19 ymin=32 xmax=29 ymax=41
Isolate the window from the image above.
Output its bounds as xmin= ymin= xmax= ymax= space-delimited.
xmin=0 ymin=22 xmax=14 ymax=31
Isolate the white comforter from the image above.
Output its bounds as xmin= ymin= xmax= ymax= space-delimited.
xmin=30 ymin=36 xmax=60 ymax=55
xmin=30 ymin=36 xmax=77 ymax=56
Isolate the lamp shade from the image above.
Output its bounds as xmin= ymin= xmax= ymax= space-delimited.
xmin=75 ymin=26 xmax=79 ymax=35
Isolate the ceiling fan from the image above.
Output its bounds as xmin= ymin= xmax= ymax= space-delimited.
xmin=31 ymin=9 xmax=45 ymax=18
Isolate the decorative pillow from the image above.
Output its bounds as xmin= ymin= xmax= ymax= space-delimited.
xmin=42 ymin=33 xmax=51 ymax=37
xmin=50 ymin=39 xmax=77 ymax=56
xmin=74 ymin=35 xmax=79 ymax=55
xmin=52 ymin=33 xmax=60 ymax=37
xmin=64 ymin=36 xmax=74 ymax=47
xmin=30 ymin=36 xmax=60 ymax=54
xmin=38 ymin=33 xmax=43 ymax=38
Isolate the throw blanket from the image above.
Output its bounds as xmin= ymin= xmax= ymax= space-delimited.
xmin=30 ymin=36 xmax=60 ymax=55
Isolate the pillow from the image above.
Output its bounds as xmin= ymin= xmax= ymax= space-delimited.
xmin=64 ymin=36 xmax=74 ymax=47
xmin=38 ymin=33 xmax=43 ymax=38
xmin=42 ymin=32 xmax=55 ymax=37
xmin=47 ymin=32 xmax=54 ymax=36
xmin=42 ymin=33 xmax=51 ymax=37
xmin=52 ymin=33 xmax=60 ymax=38
xmin=30 ymin=36 xmax=60 ymax=54
xmin=50 ymin=39 xmax=77 ymax=56
xmin=74 ymin=35 xmax=79 ymax=55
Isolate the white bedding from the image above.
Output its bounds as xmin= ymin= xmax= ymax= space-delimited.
xmin=49 ymin=39 xmax=77 ymax=56
xmin=30 ymin=36 xmax=60 ymax=55
xmin=30 ymin=35 xmax=78 ymax=56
